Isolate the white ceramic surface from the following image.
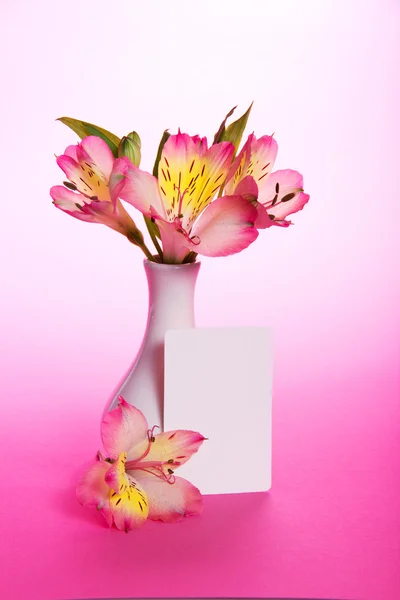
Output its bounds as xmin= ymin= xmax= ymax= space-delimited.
xmin=104 ymin=259 xmax=201 ymax=429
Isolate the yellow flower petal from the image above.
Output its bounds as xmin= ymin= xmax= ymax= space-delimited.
xmin=158 ymin=133 xmax=234 ymax=229
xmin=106 ymin=453 xmax=149 ymax=530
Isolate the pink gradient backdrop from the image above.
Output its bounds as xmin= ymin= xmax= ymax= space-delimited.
xmin=1 ymin=0 xmax=399 ymax=598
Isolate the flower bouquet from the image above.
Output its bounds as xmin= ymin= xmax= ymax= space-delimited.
xmin=50 ymin=104 xmax=309 ymax=530
xmin=51 ymin=103 xmax=309 ymax=263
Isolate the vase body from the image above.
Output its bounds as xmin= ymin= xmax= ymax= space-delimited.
xmin=104 ymin=259 xmax=200 ymax=430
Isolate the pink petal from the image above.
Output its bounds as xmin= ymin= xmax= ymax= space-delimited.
xmin=64 ymin=144 xmax=79 ymax=161
xmin=50 ymin=184 xmax=85 ymax=208
xmin=234 ymin=175 xmax=258 ymax=202
xmin=259 ymin=169 xmax=310 ymax=221
xmin=81 ymin=198 xmax=137 ymax=235
xmin=189 ymin=194 xmax=259 ymax=257
xmin=76 ymin=455 xmax=149 ymax=531
xmin=203 ymin=140 xmax=235 ymax=194
xmin=56 ymin=139 xmax=112 ymax=201
xmin=51 ymin=186 xmax=136 ymax=235
xmin=205 ymin=141 xmax=235 ymax=172
xmin=224 ymin=134 xmax=253 ymax=195
xmin=55 ymin=155 xmax=87 ymax=192
xmin=133 ymin=471 xmax=203 ymax=523
xmin=248 ymin=134 xmax=278 ymax=185
xmin=130 ymin=430 xmax=206 ymax=471
xmin=76 ymin=460 xmax=111 ymax=511
xmin=230 ymin=177 xmax=275 ymax=230
xmin=112 ymin=162 xmax=166 ymax=218
xmin=77 ymin=136 xmax=115 ymax=179
xmin=156 ymin=219 xmax=191 ymax=264
xmin=108 ymin=157 xmax=131 ymax=205
xmin=254 ymin=203 xmax=275 ymax=229
xmin=56 ymin=152 xmax=110 ymax=200
xmin=161 ymin=131 xmax=200 ymax=168
xmin=101 ymin=397 xmax=149 ymax=461
xmin=190 ymin=134 xmax=208 ymax=149
xmin=225 ymin=134 xmax=278 ymax=195
xmin=50 ymin=185 xmax=95 ymax=223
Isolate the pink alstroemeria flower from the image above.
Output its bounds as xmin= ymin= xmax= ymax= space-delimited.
xmin=50 ymin=136 xmax=139 ymax=239
xmin=77 ymin=397 xmax=206 ymax=531
xmin=110 ymin=132 xmax=259 ymax=263
xmin=225 ymin=133 xmax=310 ymax=228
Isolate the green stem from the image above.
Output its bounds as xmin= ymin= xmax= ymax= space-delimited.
xmin=151 ymin=233 xmax=163 ymax=258
xmin=144 ymin=216 xmax=163 ymax=259
xmin=139 ymin=242 xmax=155 ymax=261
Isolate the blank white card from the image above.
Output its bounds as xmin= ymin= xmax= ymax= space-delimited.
xmin=164 ymin=327 xmax=272 ymax=495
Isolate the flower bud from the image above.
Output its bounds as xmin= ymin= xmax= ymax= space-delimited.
xmin=127 ymin=131 xmax=141 ymax=148
xmin=118 ymin=132 xmax=141 ymax=166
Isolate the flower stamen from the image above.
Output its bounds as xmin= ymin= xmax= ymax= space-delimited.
xmin=125 ymin=425 xmax=159 ymax=469
xmin=173 ymin=183 xmax=190 ymax=216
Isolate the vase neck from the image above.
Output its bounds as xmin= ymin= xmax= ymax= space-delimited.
xmin=144 ymin=260 xmax=200 ymax=328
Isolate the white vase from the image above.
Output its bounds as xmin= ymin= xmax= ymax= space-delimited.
xmin=104 ymin=259 xmax=201 ymax=430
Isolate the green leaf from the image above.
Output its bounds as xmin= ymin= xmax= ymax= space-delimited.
xmin=57 ymin=117 xmax=87 ymax=139
xmin=152 ymin=129 xmax=170 ymax=177
xmin=57 ymin=117 xmax=121 ymax=157
xmin=213 ymin=102 xmax=253 ymax=154
xmin=213 ymin=105 xmax=237 ymax=145
xmin=83 ymin=124 xmax=120 ymax=156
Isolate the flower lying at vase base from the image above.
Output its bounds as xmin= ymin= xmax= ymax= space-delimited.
xmin=77 ymin=397 xmax=206 ymax=531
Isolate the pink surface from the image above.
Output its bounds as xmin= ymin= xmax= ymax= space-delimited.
xmin=1 ymin=0 xmax=400 ymax=598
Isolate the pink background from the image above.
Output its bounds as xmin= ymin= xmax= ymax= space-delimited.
xmin=1 ymin=0 xmax=399 ymax=598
